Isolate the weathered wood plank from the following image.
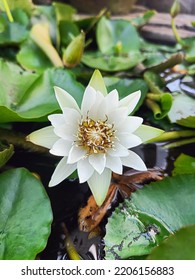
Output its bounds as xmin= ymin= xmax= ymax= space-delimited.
xmin=114 ymin=11 xmax=195 ymax=44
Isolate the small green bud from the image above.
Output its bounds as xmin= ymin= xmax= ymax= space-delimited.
xmin=62 ymin=31 xmax=85 ymax=68
xmin=170 ymin=0 xmax=180 ymax=18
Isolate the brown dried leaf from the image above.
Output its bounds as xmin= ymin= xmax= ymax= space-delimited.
xmin=78 ymin=169 xmax=164 ymax=233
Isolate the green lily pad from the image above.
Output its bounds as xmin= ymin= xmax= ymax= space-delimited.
xmin=17 ymin=39 xmax=53 ymax=73
xmin=105 ymin=77 xmax=148 ymax=113
xmin=0 ymin=10 xmax=29 ymax=45
xmin=0 ymin=59 xmax=84 ymax=122
xmin=0 ymin=143 xmax=14 ymax=168
xmin=173 ymin=154 xmax=195 ymax=176
xmin=97 ymin=17 xmax=140 ymax=54
xmin=147 ymin=225 xmax=195 ymax=260
xmin=168 ymin=93 xmax=195 ymax=124
xmin=0 ymin=168 xmax=52 ymax=259
xmin=131 ymin=10 xmax=156 ymax=28
xmin=82 ymin=51 xmax=143 ymax=72
xmin=177 ymin=116 xmax=195 ymax=128
xmin=105 ymin=174 xmax=195 ymax=259
xmin=0 ymin=0 xmax=34 ymax=15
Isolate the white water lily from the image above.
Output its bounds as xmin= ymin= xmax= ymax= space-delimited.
xmin=27 ymin=70 xmax=163 ymax=206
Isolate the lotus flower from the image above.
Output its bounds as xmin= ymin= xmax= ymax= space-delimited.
xmin=27 ymin=70 xmax=163 ymax=205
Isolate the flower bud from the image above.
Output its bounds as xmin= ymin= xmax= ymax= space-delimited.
xmin=170 ymin=0 xmax=180 ymax=18
xmin=62 ymin=31 xmax=85 ymax=68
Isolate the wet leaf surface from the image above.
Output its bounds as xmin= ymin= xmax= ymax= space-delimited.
xmin=147 ymin=225 xmax=195 ymax=260
xmin=0 ymin=168 xmax=52 ymax=259
xmin=105 ymin=174 xmax=195 ymax=259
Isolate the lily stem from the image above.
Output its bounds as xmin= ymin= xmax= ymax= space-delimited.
xmin=148 ymin=130 xmax=195 ymax=143
xmin=163 ymin=137 xmax=195 ymax=149
xmin=3 ymin=0 xmax=14 ymax=22
xmin=171 ymin=18 xmax=181 ymax=43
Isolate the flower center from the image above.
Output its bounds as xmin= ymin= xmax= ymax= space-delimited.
xmin=76 ymin=116 xmax=115 ymax=155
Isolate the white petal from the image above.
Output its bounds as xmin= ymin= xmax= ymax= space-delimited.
xmin=48 ymin=114 xmax=65 ymax=127
xmin=117 ymin=116 xmax=143 ymax=133
xmin=49 ymin=157 xmax=77 ymax=187
xmin=107 ymin=107 xmax=128 ymax=126
xmin=67 ymin=145 xmax=86 ymax=164
xmin=121 ymin=150 xmax=147 ymax=171
xmin=89 ymin=153 xmax=106 ymax=174
xmin=49 ymin=108 xmax=80 ymax=127
xmin=117 ymin=133 xmax=142 ymax=148
xmin=54 ymin=86 xmax=80 ymax=113
xmin=119 ymin=90 xmax=141 ymax=115
xmin=99 ymin=89 xmax=119 ymax=115
xmin=27 ymin=126 xmax=59 ymax=149
xmin=107 ymin=142 xmax=129 ymax=157
xmin=77 ymin=158 xmax=94 ymax=183
xmin=81 ymin=86 xmax=97 ymax=116
xmin=88 ymin=90 xmax=104 ymax=119
xmin=87 ymin=168 xmax=112 ymax=206
xmin=50 ymin=138 xmax=72 ymax=156
xmin=134 ymin=124 xmax=164 ymax=143
xmin=54 ymin=124 xmax=77 ymax=141
xmin=106 ymin=155 xmax=123 ymax=174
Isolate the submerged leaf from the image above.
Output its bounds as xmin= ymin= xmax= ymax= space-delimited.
xmin=0 ymin=168 xmax=52 ymax=259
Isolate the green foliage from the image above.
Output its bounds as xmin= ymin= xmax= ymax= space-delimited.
xmin=147 ymin=225 xmax=195 ymax=260
xmin=97 ymin=17 xmax=140 ymax=54
xmin=0 ymin=143 xmax=14 ymax=168
xmin=82 ymin=51 xmax=143 ymax=72
xmin=0 ymin=168 xmax=52 ymax=259
xmin=0 ymin=59 xmax=84 ymax=122
xmin=105 ymin=174 xmax=195 ymax=259
xmin=0 ymin=9 xmax=29 ymax=45
xmin=173 ymin=154 xmax=195 ymax=176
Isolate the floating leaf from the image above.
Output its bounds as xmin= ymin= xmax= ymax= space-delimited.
xmin=59 ymin=21 xmax=79 ymax=47
xmin=0 ymin=143 xmax=14 ymax=168
xmin=0 ymin=10 xmax=29 ymax=45
xmin=147 ymin=225 xmax=195 ymax=260
xmin=168 ymin=93 xmax=195 ymax=123
xmin=0 ymin=59 xmax=84 ymax=122
xmin=105 ymin=77 xmax=148 ymax=113
xmin=97 ymin=17 xmax=140 ymax=54
xmin=177 ymin=116 xmax=195 ymax=128
xmin=82 ymin=51 xmax=143 ymax=72
xmin=0 ymin=168 xmax=52 ymax=259
xmin=53 ymin=2 xmax=76 ymax=22
xmin=173 ymin=154 xmax=195 ymax=176
xmin=17 ymin=39 xmax=53 ymax=73
xmin=131 ymin=10 xmax=156 ymax=28
xmin=105 ymin=174 xmax=195 ymax=259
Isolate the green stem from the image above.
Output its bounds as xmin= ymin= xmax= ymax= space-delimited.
xmin=0 ymin=128 xmax=48 ymax=153
xmin=148 ymin=130 xmax=195 ymax=143
xmin=145 ymin=98 xmax=162 ymax=116
xmin=163 ymin=137 xmax=195 ymax=149
xmin=61 ymin=223 xmax=81 ymax=260
xmin=171 ymin=18 xmax=181 ymax=43
xmin=147 ymin=93 xmax=161 ymax=102
xmin=2 ymin=0 xmax=14 ymax=22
